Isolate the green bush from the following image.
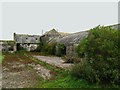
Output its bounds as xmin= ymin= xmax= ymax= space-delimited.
xmin=56 ymin=44 xmax=66 ymax=56
xmin=73 ymin=26 xmax=120 ymax=85
xmin=34 ymin=41 xmax=56 ymax=55
xmin=44 ymin=43 xmax=57 ymax=55
xmin=34 ymin=42 xmax=43 ymax=52
xmin=76 ymin=38 xmax=88 ymax=58
xmin=71 ymin=60 xmax=97 ymax=83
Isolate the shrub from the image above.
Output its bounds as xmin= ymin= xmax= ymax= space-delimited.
xmin=71 ymin=60 xmax=97 ymax=83
xmin=64 ymin=56 xmax=82 ymax=63
xmin=34 ymin=42 xmax=43 ymax=52
xmin=72 ymin=26 xmax=120 ymax=85
xmin=34 ymin=41 xmax=56 ymax=55
xmin=76 ymin=38 xmax=88 ymax=58
xmin=56 ymin=44 xmax=66 ymax=56
xmin=44 ymin=43 xmax=57 ymax=55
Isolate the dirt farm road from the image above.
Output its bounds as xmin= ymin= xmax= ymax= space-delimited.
xmin=2 ymin=52 xmax=72 ymax=88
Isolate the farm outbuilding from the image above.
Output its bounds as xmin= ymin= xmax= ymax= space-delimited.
xmin=14 ymin=33 xmax=41 ymax=51
xmin=56 ymin=31 xmax=89 ymax=57
xmin=0 ymin=24 xmax=119 ymax=53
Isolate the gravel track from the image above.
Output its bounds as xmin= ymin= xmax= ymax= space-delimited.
xmin=33 ymin=55 xmax=73 ymax=69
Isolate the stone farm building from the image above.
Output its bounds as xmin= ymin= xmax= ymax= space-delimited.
xmin=0 ymin=33 xmax=41 ymax=52
xmin=0 ymin=24 xmax=120 ymax=57
xmin=14 ymin=33 xmax=40 ymax=51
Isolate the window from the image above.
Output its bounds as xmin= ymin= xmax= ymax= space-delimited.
xmin=36 ymin=38 xmax=37 ymax=40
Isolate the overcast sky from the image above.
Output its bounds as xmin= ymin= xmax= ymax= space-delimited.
xmin=1 ymin=2 xmax=118 ymax=40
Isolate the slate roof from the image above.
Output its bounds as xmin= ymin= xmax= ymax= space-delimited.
xmin=57 ymin=31 xmax=89 ymax=46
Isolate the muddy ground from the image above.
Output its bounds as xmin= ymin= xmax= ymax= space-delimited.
xmin=2 ymin=52 xmax=53 ymax=88
xmin=2 ymin=52 xmax=72 ymax=88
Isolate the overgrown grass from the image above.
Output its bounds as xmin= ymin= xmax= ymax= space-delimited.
xmin=10 ymin=51 xmax=107 ymax=88
xmin=24 ymin=52 xmax=100 ymax=88
xmin=35 ymin=74 xmax=100 ymax=88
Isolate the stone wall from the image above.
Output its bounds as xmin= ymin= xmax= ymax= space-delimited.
xmin=0 ymin=40 xmax=16 ymax=52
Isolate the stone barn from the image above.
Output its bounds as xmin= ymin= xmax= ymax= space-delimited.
xmin=56 ymin=31 xmax=89 ymax=57
xmin=14 ymin=33 xmax=41 ymax=51
xmin=56 ymin=24 xmax=120 ymax=57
